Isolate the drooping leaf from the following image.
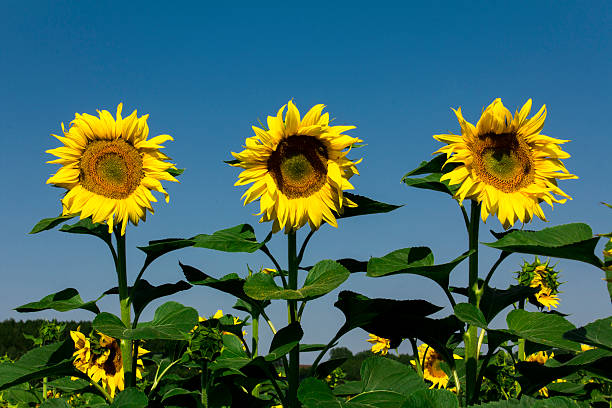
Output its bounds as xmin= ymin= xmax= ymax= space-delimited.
xmin=484 ymin=223 xmax=603 ymax=267
xmin=29 ymin=214 xmax=76 ymax=234
xmin=192 ymin=224 xmax=272 ymax=253
xmin=180 ymin=263 xmax=270 ymax=313
xmin=15 ymin=288 xmax=100 ymax=314
xmin=506 ymin=310 xmax=581 ymax=351
xmin=564 ymin=316 xmax=612 ymax=352
xmin=400 ymin=154 xmax=461 ymax=196
xmin=367 ymin=247 xmax=471 ymax=289
xmin=266 ymin=322 xmax=303 ymax=361
xmin=338 ymin=193 xmax=401 ymax=219
xmin=244 ymin=260 xmax=350 ymax=301
xmin=130 ymin=279 xmax=192 ymax=320
xmin=137 ymin=238 xmax=196 ymax=272
xmin=297 ymin=377 xmax=342 ymax=408
xmin=453 ymin=303 xmax=487 ymax=328
xmin=59 ymin=218 xmax=112 ymax=246
xmin=300 ymin=344 xmax=329 ymax=353
xmin=360 ymin=356 xmax=427 ymax=396
xmin=110 ymin=387 xmax=148 ymax=408
xmin=401 ymin=389 xmax=459 ymax=408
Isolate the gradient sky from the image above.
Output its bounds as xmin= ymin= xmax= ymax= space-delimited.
xmin=1 ymin=3 xmax=611 ymax=361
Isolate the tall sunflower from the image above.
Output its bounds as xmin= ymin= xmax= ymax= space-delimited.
xmin=231 ymin=101 xmax=362 ymax=233
xmin=433 ymin=99 xmax=577 ymax=229
xmin=46 ymin=103 xmax=178 ymax=235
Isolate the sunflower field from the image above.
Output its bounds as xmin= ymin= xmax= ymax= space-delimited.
xmin=0 ymin=94 xmax=610 ymax=408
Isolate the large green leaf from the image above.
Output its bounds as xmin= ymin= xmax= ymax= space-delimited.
xmin=244 ymin=260 xmax=350 ymax=300
xmin=29 ymin=214 xmax=76 ymax=234
xmin=181 ymin=263 xmax=270 ymax=313
xmin=130 ymin=279 xmax=192 ymax=320
xmin=0 ymin=339 xmax=76 ymax=391
xmin=506 ymin=310 xmax=581 ymax=351
xmin=401 ymin=389 xmax=459 ymax=408
xmin=338 ymin=193 xmax=401 ymax=219
xmin=192 ymin=224 xmax=272 ymax=253
xmin=367 ymin=247 xmax=471 ymax=289
xmin=137 ymin=238 xmax=195 ymax=272
xmin=400 ymin=154 xmax=460 ymax=196
xmin=472 ymin=396 xmax=587 ymax=407
xmin=564 ymin=316 xmax=612 ymax=352
xmin=484 ymin=223 xmax=603 ymax=267
xmin=40 ymin=399 xmax=71 ymax=408
xmin=93 ymin=302 xmax=198 ymax=340
xmin=360 ymin=356 xmax=427 ymax=396
xmin=298 ymin=377 xmax=343 ymax=408
xmin=345 ymin=390 xmax=407 ymax=407
xmin=15 ymin=288 xmax=100 ymax=314
xmin=265 ymin=322 xmax=303 ymax=361
xmin=454 ymin=303 xmax=487 ymax=328
xmin=59 ymin=218 xmax=112 ymax=245
xmin=110 ymin=387 xmax=148 ymax=408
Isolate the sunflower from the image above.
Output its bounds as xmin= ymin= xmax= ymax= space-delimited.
xmin=367 ymin=334 xmax=391 ymax=355
xmin=46 ymin=103 xmax=178 ymax=235
xmin=517 ymin=258 xmax=562 ymax=310
xmin=433 ymin=98 xmax=577 ymax=229
xmin=71 ymin=331 xmax=148 ymax=399
xmin=231 ymin=101 xmax=362 ymax=233
xmin=526 ymin=351 xmax=555 ymax=397
xmin=411 ymin=344 xmax=461 ymax=389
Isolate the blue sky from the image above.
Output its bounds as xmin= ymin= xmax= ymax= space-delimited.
xmin=1 ymin=3 xmax=611 ymax=360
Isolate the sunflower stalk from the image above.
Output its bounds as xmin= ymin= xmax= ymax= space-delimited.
xmin=287 ymin=230 xmax=300 ymax=408
xmin=114 ymin=228 xmax=134 ymax=389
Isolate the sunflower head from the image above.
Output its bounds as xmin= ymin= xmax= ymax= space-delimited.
xmin=434 ymin=98 xmax=577 ymax=229
xmin=231 ymin=100 xmax=362 ymax=233
xmin=517 ymin=257 xmax=562 ymax=310
xmin=367 ymin=334 xmax=391 ymax=355
xmin=46 ymin=103 xmax=178 ymax=235
xmin=411 ymin=344 xmax=456 ymax=389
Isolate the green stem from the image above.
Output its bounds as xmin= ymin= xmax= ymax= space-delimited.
xmin=309 ymin=331 xmax=342 ymax=377
xmin=261 ymin=245 xmax=289 ymax=289
xmin=252 ymin=313 xmax=259 ymax=357
xmin=89 ymin=377 xmax=113 ymax=403
xmin=517 ymin=299 xmax=525 ymax=361
xmin=42 ymin=377 xmax=47 ymax=400
xmin=115 ymin=228 xmax=134 ymax=388
xmin=408 ymin=338 xmax=423 ymax=378
xmin=483 ymin=251 xmax=511 ymax=287
xmin=287 ymin=230 xmax=299 ymax=408
xmin=297 ymin=229 xmax=315 ymax=264
xmin=201 ymin=361 xmax=209 ymax=408
xmin=465 ymin=200 xmax=481 ymax=405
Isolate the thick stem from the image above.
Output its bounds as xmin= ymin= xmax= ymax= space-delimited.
xmin=408 ymin=338 xmax=423 ymax=378
xmin=201 ymin=361 xmax=209 ymax=408
xmin=287 ymin=231 xmax=299 ymax=408
xmin=465 ymin=200 xmax=481 ymax=405
xmin=42 ymin=377 xmax=47 ymax=400
xmin=115 ymin=229 xmax=134 ymax=388
xmin=252 ymin=314 xmax=259 ymax=357
xmin=517 ymin=299 xmax=525 ymax=361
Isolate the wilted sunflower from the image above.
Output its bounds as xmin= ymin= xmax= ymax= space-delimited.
xmin=231 ymin=101 xmax=362 ymax=233
xmin=517 ymin=258 xmax=562 ymax=310
xmin=46 ymin=103 xmax=178 ymax=235
xmin=526 ymin=351 xmax=556 ymax=397
xmin=434 ymin=98 xmax=577 ymax=229
xmin=71 ymin=331 xmax=148 ymax=399
xmin=367 ymin=334 xmax=391 ymax=355
xmin=411 ymin=344 xmax=461 ymax=389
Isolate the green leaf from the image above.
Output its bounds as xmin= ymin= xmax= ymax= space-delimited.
xmin=40 ymin=399 xmax=71 ymax=408
xmin=564 ymin=316 xmax=612 ymax=352
xmin=401 ymin=154 xmax=460 ymax=196
xmin=403 ymin=154 xmax=454 ymax=177
xmin=29 ymin=214 xmax=76 ymax=234
xmin=130 ymin=279 xmax=192 ymax=319
xmin=472 ymin=396 xmax=588 ymax=407
xmin=244 ymin=260 xmax=350 ymax=300
xmin=15 ymin=288 xmax=100 ymax=314
xmin=47 ymin=377 xmax=90 ymax=393
xmin=401 ymin=389 xmax=459 ymax=408
xmin=93 ymin=302 xmax=198 ymax=340
xmin=59 ymin=218 xmax=112 ymax=245
xmin=161 ymin=387 xmax=200 ymax=402
xmin=367 ymin=247 xmax=471 ymax=289
xmin=484 ymin=223 xmax=603 ymax=267
xmin=138 ymin=238 xmax=195 ymax=272
xmin=192 ymin=224 xmax=271 ymax=253
xmin=315 ymin=358 xmax=348 ymax=379
xmin=333 ymin=380 xmax=362 ymax=396
xmin=338 ymin=193 xmax=401 ymax=219
xmin=166 ymin=168 xmax=185 ymax=177
xmin=266 ymin=322 xmax=303 ymax=361
xmin=110 ymin=387 xmax=148 ymax=408
xmin=346 ymin=390 xmax=407 ymax=407
xmin=180 ymin=263 xmax=270 ymax=313
xmin=300 ymin=344 xmax=329 ymax=352
xmin=506 ymin=309 xmax=581 ymax=351
xmin=298 ymin=377 xmax=343 ymax=408
xmin=360 ymin=355 xmax=427 ymax=396
xmin=0 ymin=339 xmax=75 ymax=391
xmin=453 ymin=303 xmax=487 ymax=328
xmin=478 ymin=285 xmax=540 ymax=323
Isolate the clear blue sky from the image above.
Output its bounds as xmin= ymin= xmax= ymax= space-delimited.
xmin=1 ymin=3 xmax=611 ymax=360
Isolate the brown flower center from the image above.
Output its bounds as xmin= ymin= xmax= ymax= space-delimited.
xmin=79 ymin=140 xmax=143 ymax=199
xmin=267 ymin=135 xmax=328 ymax=199
xmin=101 ymin=340 xmax=122 ymax=376
xmin=471 ymin=132 xmax=534 ymax=193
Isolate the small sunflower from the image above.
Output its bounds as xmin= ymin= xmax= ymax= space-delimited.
xmin=411 ymin=344 xmax=461 ymax=389
xmin=517 ymin=258 xmax=562 ymax=310
xmin=231 ymin=100 xmax=362 ymax=233
xmin=46 ymin=103 xmax=178 ymax=235
xmin=526 ymin=351 xmax=555 ymax=397
xmin=71 ymin=331 xmax=148 ymax=398
xmin=367 ymin=334 xmax=391 ymax=355
xmin=433 ymin=98 xmax=577 ymax=229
